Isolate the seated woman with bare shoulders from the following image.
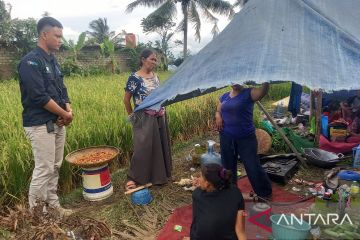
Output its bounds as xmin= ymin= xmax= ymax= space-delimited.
xmin=346 ymin=109 xmax=360 ymax=143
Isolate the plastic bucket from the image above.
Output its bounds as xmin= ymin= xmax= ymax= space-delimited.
xmin=131 ymin=188 xmax=153 ymax=205
xmin=82 ymin=164 xmax=113 ymax=201
xmin=270 ymin=214 xmax=311 ymax=240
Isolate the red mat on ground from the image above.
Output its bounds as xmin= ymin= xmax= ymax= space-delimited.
xmin=320 ymin=134 xmax=359 ymax=153
xmin=157 ymin=177 xmax=314 ymax=240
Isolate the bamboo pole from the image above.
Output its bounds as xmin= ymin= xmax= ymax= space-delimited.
xmin=315 ymin=91 xmax=323 ymax=146
xmin=124 ymin=183 xmax=152 ymax=195
xmin=256 ymin=101 xmax=308 ymax=167
xmin=309 ymin=91 xmax=314 ymax=122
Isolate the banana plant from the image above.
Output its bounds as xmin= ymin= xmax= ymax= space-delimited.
xmin=100 ymin=38 xmax=117 ymax=74
xmin=62 ymin=32 xmax=86 ymax=62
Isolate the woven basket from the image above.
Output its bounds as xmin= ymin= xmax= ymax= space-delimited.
xmin=65 ymin=146 xmax=120 ymax=168
xmin=256 ymin=128 xmax=272 ymax=154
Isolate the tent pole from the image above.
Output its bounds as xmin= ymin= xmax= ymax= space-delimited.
xmin=256 ymin=101 xmax=308 ymax=167
xmin=315 ymin=91 xmax=323 ymax=146
xmin=309 ymin=91 xmax=314 ymax=122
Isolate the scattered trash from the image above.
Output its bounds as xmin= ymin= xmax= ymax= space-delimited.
xmin=310 ymin=226 xmax=321 ymax=239
xmin=190 ymin=167 xmax=196 ymax=172
xmin=274 ymin=117 xmax=288 ymax=125
xmin=323 ymin=192 xmax=332 ymax=199
xmin=350 ymin=181 xmax=359 ymax=195
xmin=256 ymin=233 xmax=265 ymax=239
xmin=174 ymin=225 xmax=183 ymax=232
xmin=294 ymin=178 xmax=303 ymax=184
xmin=308 ymin=188 xmax=317 ymax=195
xmin=292 ymin=186 xmax=301 ymax=192
xmin=183 ymin=186 xmax=196 ymax=191
xmin=67 ymin=231 xmax=76 ymax=240
xmin=292 ymin=178 xmax=315 ymax=187
xmin=174 ymin=178 xmax=192 ymax=186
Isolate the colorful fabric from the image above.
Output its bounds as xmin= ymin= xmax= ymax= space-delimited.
xmin=144 ymin=107 xmax=165 ymax=117
xmin=124 ymin=73 xmax=160 ymax=107
xmin=320 ymin=135 xmax=359 ymax=153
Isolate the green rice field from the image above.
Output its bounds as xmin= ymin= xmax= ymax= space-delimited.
xmin=0 ymin=72 xmax=291 ymax=206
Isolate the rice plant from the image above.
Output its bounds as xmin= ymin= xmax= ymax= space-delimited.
xmin=0 ymin=73 xmax=290 ymax=206
xmin=0 ymin=73 xmax=224 ymax=206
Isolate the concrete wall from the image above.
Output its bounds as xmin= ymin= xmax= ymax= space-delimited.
xmin=0 ymin=46 xmax=18 ymax=80
xmin=0 ymin=45 xmax=131 ymax=80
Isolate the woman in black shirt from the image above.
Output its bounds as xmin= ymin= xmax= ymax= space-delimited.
xmin=190 ymin=163 xmax=246 ymax=240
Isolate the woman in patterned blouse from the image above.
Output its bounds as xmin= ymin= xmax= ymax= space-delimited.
xmin=123 ymin=49 xmax=172 ymax=190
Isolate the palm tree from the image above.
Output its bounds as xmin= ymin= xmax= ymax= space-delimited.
xmin=126 ymin=0 xmax=234 ymax=59
xmin=233 ymin=0 xmax=249 ymax=9
xmin=87 ymin=17 xmax=115 ymax=44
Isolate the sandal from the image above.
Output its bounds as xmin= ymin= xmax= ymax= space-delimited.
xmin=125 ymin=180 xmax=137 ymax=191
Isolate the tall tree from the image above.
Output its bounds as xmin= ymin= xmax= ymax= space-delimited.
xmin=141 ymin=15 xmax=176 ymax=70
xmin=154 ymin=32 xmax=174 ymax=70
xmin=87 ymin=17 xmax=115 ymax=44
xmin=0 ymin=0 xmax=12 ymax=45
xmin=0 ymin=1 xmax=37 ymax=54
xmin=126 ymin=0 xmax=234 ymax=59
xmin=11 ymin=18 xmax=37 ymax=54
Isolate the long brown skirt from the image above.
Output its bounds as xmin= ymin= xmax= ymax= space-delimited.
xmin=128 ymin=111 xmax=172 ymax=185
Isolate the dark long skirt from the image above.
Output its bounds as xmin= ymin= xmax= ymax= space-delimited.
xmin=128 ymin=111 xmax=172 ymax=185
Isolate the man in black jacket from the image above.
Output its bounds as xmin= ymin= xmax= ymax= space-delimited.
xmin=18 ymin=17 xmax=73 ymax=216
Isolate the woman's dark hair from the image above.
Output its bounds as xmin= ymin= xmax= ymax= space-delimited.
xmin=328 ymin=100 xmax=340 ymax=113
xmin=355 ymin=109 xmax=360 ymax=118
xmin=139 ymin=48 xmax=156 ymax=67
xmin=37 ymin=17 xmax=63 ymax=35
xmin=201 ymin=163 xmax=232 ymax=190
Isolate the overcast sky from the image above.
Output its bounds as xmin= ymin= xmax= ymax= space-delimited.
xmin=5 ymin=0 xmax=240 ymax=56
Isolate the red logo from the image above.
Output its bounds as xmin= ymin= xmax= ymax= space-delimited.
xmin=247 ymin=207 xmax=272 ymax=233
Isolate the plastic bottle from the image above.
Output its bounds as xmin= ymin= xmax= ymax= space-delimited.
xmin=353 ymin=144 xmax=360 ymax=168
xmin=274 ymin=103 xmax=283 ymax=118
xmin=321 ymin=115 xmax=329 ymax=138
xmin=194 ymin=144 xmax=202 ymax=154
xmin=350 ymin=181 xmax=359 ymax=195
xmin=200 ymin=140 xmax=222 ymax=165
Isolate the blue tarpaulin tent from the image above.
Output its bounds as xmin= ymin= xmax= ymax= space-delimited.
xmin=137 ymin=0 xmax=360 ymax=111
